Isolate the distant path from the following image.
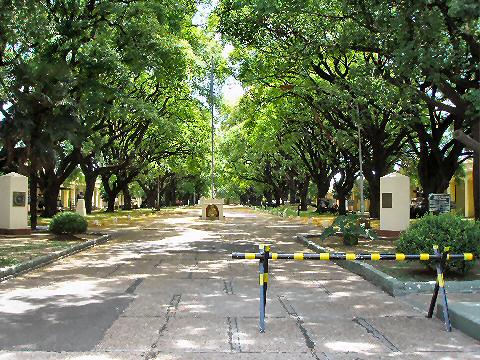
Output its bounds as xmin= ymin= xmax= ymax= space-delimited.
xmin=0 ymin=206 xmax=478 ymax=359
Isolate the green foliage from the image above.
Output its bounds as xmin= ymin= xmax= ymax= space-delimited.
xmin=1 ymin=0 xmax=216 ymax=215
xmin=320 ymin=214 xmax=377 ymax=246
xmin=396 ymin=214 xmax=480 ymax=273
xmin=49 ymin=212 xmax=88 ymax=235
xmin=216 ymin=0 xmax=476 ymax=215
xmin=0 ymin=257 xmax=19 ymax=267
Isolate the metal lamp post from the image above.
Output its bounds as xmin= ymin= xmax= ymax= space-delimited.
xmin=355 ymin=103 xmax=365 ymax=217
xmin=358 ymin=124 xmax=365 ymax=217
xmin=209 ymin=59 xmax=215 ymax=199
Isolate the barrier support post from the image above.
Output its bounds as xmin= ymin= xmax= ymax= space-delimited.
xmin=427 ymin=245 xmax=452 ymax=331
xmin=264 ymin=245 xmax=269 ymax=311
xmin=258 ymin=244 xmax=266 ymax=332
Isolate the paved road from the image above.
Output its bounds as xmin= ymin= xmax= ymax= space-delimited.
xmin=0 ymin=206 xmax=478 ymax=359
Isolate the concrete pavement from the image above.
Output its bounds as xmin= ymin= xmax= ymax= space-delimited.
xmin=0 ymin=206 xmax=478 ymax=359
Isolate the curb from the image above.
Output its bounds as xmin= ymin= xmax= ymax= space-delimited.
xmin=296 ymin=234 xmax=480 ymax=296
xmin=0 ymin=234 xmax=110 ymax=282
xmin=437 ymin=302 xmax=480 ymax=341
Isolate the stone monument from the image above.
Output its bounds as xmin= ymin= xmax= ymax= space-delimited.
xmin=199 ymin=197 xmax=224 ymax=220
xmin=0 ymin=172 xmax=30 ymax=234
xmin=76 ymin=192 xmax=87 ymax=217
xmin=380 ymin=172 xmax=410 ymax=232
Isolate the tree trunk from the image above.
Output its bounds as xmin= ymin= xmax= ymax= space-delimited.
xmin=123 ymin=184 xmax=132 ymax=210
xmin=337 ymin=193 xmax=347 ymax=215
xmin=106 ymin=196 xmax=115 ymax=212
xmin=299 ymin=177 xmax=309 ymax=211
xmin=315 ymin=180 xmax=329 ymax=213
xmin=416 ymin=138 xmax=462 ymax=200
xmin=144 ymin=189 xmax=157 ymax=208
xmin=29 ymin=169 xmax=38 ymax=230
xmin=366 ymin=174 xmax=380 ymax=219
xmin=84 ymin=173 xmax=97 ymax=214
xmin=265 ymin=191 xmax=273 ymax=207
xmin=274 ymin=190 xmax=281 ymax=207
xmin=165 ymin=175 xmax=176 ymax=206
xmin=102 ymin=175 xmax=117 ymax=213
xmin=289 ymin=178 xmax=297 ymax=204
xmin=418 ymin=167 xmax=453 ymax=196
xmin=316 ymin=191 xmax=322 ymax=212
xmin=42 ymin=183 xmax=59 ymax=217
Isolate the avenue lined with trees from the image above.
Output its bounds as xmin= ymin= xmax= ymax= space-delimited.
xmin=0 ymin=0 xmax=479 ymax=224
xmin=0 ymin=2 xmax=479 ymax=355
xmin=0 ymin=0 xmax=224 ymax=227
xmin=215 ymin=0 xmax=479 ymax=219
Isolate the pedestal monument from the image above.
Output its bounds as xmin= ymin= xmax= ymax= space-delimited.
xmin=199 ymin=197 xmax=224 ymax=220
xmin=380 ymin=172 xmax=410 ymax=232
xmin=0 ymin=172 xmax=30 ymax=235
xmin=76 ymin=199 xmax=87 ymax=217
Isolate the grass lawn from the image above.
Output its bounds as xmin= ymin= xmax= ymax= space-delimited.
xmin=38 ymin=207 xmax=181 ymax=229
xmin=0 ymin=233 xmax=97 ymax=269
xmin=309 ymin=235 xmax=480 ymax=282
xmin=6 ymin=207 xmax=183 ymax=269
xmin=256 ymin=204 xmax=382 ymax=228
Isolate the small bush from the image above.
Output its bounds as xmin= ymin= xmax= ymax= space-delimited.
xmin=49 ymin=212 xmax=88 ymax=235
xmin=320 ymin=214 xmax=377 ymax=246
xmin=396 ymin=213 xmax=480 ymax=273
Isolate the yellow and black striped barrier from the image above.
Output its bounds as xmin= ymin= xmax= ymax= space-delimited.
xmin=234 ymin=252 xmax=474 ymax=261
xmin=232 ymin=245 xmax=475 ymax=333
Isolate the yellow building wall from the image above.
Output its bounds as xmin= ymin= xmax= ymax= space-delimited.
xmin=59 ymin=179 xmax=103 ymax=211
xmin=465 ymin=171 xmax=474 ymax=218
xmin=448 ymin=161 xmax=474 ymax=218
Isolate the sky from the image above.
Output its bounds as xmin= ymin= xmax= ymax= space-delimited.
xmin=192 ymin=2 xmax=245 ymax=107
xmin=221 ymin=44 xmax=244 ymax=106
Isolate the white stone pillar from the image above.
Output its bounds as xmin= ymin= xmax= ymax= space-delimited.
xmin=76 ymin=199 xmax=87 ymax=217
xmin=380 ymin=172 xmax=410 ymax=231
xmin=0 ymin=173 xmax=30 ymax=234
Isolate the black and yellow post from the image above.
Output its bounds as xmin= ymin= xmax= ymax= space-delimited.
xmin=258 ymin=244 xmax=269 ymax=332
xmin=232 ymin=247 xmax=474 ymax=333
xmin=427 ymin=245 xmax=452 ymax=331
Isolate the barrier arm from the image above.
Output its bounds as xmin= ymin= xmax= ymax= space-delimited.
xmin=231 ymin=247 xmax=475 ymax=333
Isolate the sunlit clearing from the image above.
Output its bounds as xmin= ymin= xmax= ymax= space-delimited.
xmin=175 ymin=339 xmax=196 ymax=348
xmin=325 ymin=341 xmax=378 ymax=352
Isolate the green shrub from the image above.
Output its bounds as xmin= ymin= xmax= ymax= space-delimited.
xmin=49 ymin=212 xmax=88 ymax=235
xmin=396 ymin=213 xmax=480 ymax=273
xmin=320 ymin=214 xmax=377 ymax=246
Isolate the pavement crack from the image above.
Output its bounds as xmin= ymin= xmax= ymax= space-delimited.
xmin=143 ymin=350 xmax=159 ymax=360
xmin=227 ymin=316 xmax=242 ymax=352
xmin=353 ymin=317 xmax=401 ymax=352
xmin=124 ymin=278 xmax=144 ymax=294
xmin=144 ymin=294 xmax=182 ymax=357
xmin=315 ymin=282 xmax=331 ymax=295
xmin=158 ymin=294 xmax=182 ymax=336
xmin=104 ymin=264 xmax=121 ymax=278
xmin=223 ymin=280 xmax=234 ymax=295
xmin=278 ymin=295 xmax=324 ymax=360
